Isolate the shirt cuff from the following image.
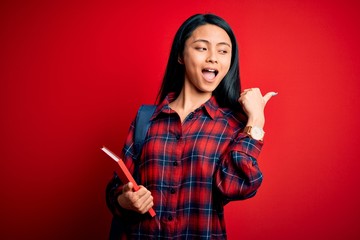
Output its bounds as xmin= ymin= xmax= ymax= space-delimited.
xmin=232 ymin=132 xmax=263 ymax=159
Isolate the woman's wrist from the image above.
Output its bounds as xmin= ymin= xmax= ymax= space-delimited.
xmin=246 ymin=115 xmax=265 ymax=128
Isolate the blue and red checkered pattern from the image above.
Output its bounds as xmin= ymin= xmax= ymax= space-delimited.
xmin=108 ymin=93 xmax=263 ymax=239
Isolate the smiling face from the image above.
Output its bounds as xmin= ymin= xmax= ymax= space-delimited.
xmin=181 ymin=24 xmax=232 ymax=97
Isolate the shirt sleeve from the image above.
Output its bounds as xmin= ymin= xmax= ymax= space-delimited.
xmin=214 ymin=131 xmax=264 ymax=202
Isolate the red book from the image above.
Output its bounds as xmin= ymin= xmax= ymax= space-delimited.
xmin=101 ymin=146 xmax=156 ymax=217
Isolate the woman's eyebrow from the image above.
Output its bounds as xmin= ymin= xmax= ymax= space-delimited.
xmin=217 ymin=42 xmax=231 ymax=48
xmin=192 ymin=39 xmax=231 ymax=47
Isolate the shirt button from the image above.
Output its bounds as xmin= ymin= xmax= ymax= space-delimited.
xmin=168 ymin=215 xmax=173 ymax=221
xmin=176 ymin=134 xmax=181 ymax=140
xmin=173 ymin=161 xmax=178 ymax=166
xmin=170 ymin=188 xmax=176 ymax=194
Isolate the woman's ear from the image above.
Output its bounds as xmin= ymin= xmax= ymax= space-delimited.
xmin=177 ymin=56 xmax=184 ymax=64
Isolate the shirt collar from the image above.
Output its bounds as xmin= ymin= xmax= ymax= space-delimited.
xmin=203 ymin=95 xmax=218 ymax=120
xmin=151 ymin=92 xmax=219 ymax=120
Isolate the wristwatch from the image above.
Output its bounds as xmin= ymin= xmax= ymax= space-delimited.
xmin=243 ymin=126 xmax=265 ymax=141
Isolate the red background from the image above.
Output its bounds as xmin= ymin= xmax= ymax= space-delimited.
xmin=1 ymin=0 xmax=360 ymax=239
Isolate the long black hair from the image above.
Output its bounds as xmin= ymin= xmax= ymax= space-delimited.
xmin=156 ymin=13 xmax=242 ymax=110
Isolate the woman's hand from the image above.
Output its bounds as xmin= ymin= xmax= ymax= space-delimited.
xmin=239 ymin=88 xmax=277 ymax=128
xmin=117 ymin=182 xmax=154 ymax=214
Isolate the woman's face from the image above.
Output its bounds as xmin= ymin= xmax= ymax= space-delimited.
xmin=181 ymin=24 xmax=232 ymax=96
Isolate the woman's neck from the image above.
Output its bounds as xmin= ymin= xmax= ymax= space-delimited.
xmin=169 ymin=86 xmax=211 ymax=122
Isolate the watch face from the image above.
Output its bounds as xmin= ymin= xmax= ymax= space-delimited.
xmin=250 ymin=126 xmax=264 ymax=140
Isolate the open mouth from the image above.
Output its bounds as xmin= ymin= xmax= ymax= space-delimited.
xmin=202 ymin=68 xmax=218 ymax=81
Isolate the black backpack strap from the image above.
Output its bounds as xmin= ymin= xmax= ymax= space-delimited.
xmin=133 ymin=104 xmax=156 ymax=160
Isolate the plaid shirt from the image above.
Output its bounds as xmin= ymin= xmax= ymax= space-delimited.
xmin=107 ymin=93 xmax=263 ymax=239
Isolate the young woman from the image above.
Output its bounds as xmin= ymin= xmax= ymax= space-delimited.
xmin=106 ymin=13 xmax=276 ymax=239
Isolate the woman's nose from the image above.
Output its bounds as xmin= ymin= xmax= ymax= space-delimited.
xmin=206 ymin=50 xmax=218 ymax=63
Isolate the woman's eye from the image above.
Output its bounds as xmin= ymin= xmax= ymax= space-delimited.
xmin=195 ymin=47 xmax=207 ymax=51
xmin=219 ymin=50 xmax=228 ymax=54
